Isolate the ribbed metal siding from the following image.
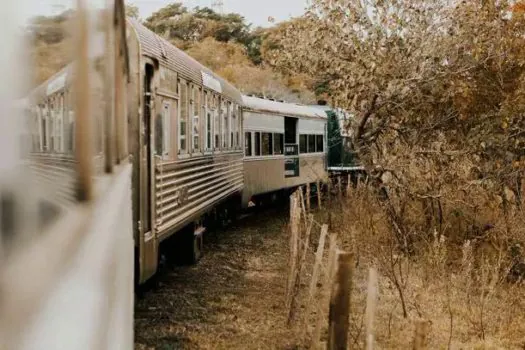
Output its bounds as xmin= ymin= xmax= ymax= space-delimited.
xmin=155 ymin=152 xmax=244 ymax=237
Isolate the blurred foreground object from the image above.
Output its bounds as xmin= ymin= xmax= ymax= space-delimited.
xmin=0 ymin=0 xmax=133 ymax=349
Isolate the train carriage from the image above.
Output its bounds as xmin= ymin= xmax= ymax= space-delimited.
xmin=242 ymin=95 xmax=328 ymax=207
xmin=126 ymin=20 xmax=245 ymax=283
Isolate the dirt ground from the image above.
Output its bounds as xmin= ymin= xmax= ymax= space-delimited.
xmin=134 ymin=207 xmax=299 ymax=350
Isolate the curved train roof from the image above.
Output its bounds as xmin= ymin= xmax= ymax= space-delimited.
xmin=28 ymin=65 xmax=73 ymax=103
xmin=128 ymin=19 xmax=242 ymax=105
xmin=242 ymin=95 xmax=327 ymax=119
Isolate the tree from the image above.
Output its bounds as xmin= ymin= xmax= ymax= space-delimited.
xmin=125 ymin=3 xmax=139 ymax=19
xmin=265 ymin=0 xmax=525 ymax=248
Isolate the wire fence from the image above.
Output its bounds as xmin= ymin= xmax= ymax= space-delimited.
xmin=285 ymin=183 xmax=430 ymax=350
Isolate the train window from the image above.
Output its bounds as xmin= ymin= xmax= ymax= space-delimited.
xmin=222 ymin=100 xmax=228 ymax=149
xmin=68 ymin=111 xmax=75 ymax=153
xmin=57 ymin=94 xmax=64 ymax=153
xmin=179 ymin=83 xmax=188 ymax=154
xmin=262 ymin=133 xmax=273 ymax=156
xmin=214 ymin=95 xmax=220 ymax=149
xmin=308 ymin=134 xmax=316 ymax=153
xmin=160 ymin=102 xmax=171 ymax=158
xmin=41 ymin=105 xmax=47 ymax=151
xmin=316 ymin=135 xmax=324 ymax=153
xmin=236 ymin=105 xmax=241 ymax=148
xmin=204 ymin=91 xmax=210 ymax=150
xmin=299 ymin=134 xmax=307 ymax=154
xmin=228 ymin=102 xmax=233 ymax=148
xmin=192 ymin=88 xmax=200 ymax=152
xmin=274 ymin=133 xmax=284 ymax=155
xmin=254 ymin=132 xmax=261 ymax=156
xmin=245 ymin=132 xmax=252 ymax=156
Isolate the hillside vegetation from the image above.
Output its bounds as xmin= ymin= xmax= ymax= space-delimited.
xmin=30 ymin=3 xmax=316 ymax=103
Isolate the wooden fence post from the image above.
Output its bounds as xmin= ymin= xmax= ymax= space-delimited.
xmin=328 ymin=251 xmax=353 ymax=350
xmin=317 ymin=180 xmax=322 ymax=209
xmin=338 ymin=176 xmax=342 ymax=202
xmin=365 ymin=268 xmax=378 ymax=350
xmin=287 ymin=192 xmax=300 ymax=310
xmin=310 ymin=232 xmax=338 ymax=349
xmin=413 ymin=320 xmax=430 ymax=350
xmin=306 ymin=183 xmax=311 ymax=212
xmin=305 ymin=224 xmax=329 ymax=325
xmin=347 ymin=174 xmax=351 ymax=196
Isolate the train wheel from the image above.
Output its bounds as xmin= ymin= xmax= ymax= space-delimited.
xmin=191 ymin=230 xmax=204 ymax=263
xmin=180 ymin=223 xmax=204 ymax=265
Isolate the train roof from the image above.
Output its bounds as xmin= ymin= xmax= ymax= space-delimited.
xmin=128 ymin=19 xmax=243 ymax=105
xmin=242 ymin=95 xmax=327 ymax=119
xmin=28 ymin=65 xmax=73 ymax=103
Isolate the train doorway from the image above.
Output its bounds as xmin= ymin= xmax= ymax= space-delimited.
xmin=142 ymin=63 xmax=154 ymax=233
xmin=284 ymin=117 xmax=299 ymax=178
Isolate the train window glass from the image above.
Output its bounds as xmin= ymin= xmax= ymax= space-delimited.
xmin=316 ymin=135 xmax=324 ymax=153
xmin=37 ymin=107 xmax=43 ymax=152
xmin=204 ymin=91 xmax=210 ymax=150
xmin=228 ymin=102 xmax=233 ymax=148
xmin=262 ymin=132 xmax=273 ymax=156
xmin=222 ymin=100 xmax=228 ymax=149
xmin=57 ymin=94 xmax=64 ymax=152
xmin=50 ymin=100 xmax=56 ymax=152
xmin=160 ymin=102 xmax=171 ymax=158
xmin=192 ymin=87 xmax=200 ymax=152
xmin=179 ymin=83 xmax=188 ymax=154
xmin=299 ymin=134 xmax=307 ymax=154
xmin=274 ymin=133 xmax=284 ymax=155
xmin=68 ymin=111 xmax=75 ymax=153
xmin=254 ymin=132 xmax=261 ymax=156
xmin=214 ymin=95 xmax=220 ymax=149
xmin=308 ymin=134 xmax=316 ymax=153
xmin=41 ymin=106 xmax=47 ymax=151
xmin=236 ymin=105 xmax=241 ymax=148
xmin=245 ymin=132 xmax=252 ymax=156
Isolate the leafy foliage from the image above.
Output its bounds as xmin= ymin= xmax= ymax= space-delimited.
xmin=265 ymin=0 xmax=525 ymax=254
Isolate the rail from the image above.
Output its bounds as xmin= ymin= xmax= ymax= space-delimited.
xmin=0 ymin=0 xmax=133 ymax=349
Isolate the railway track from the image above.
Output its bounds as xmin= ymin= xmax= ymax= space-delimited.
xmin=134 ymin=204 xmax=299 ymax=350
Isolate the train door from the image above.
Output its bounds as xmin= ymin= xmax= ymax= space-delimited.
xmin=139 ymin=62 xmax=158 ymax=283
xmin=284 ymin=117 xmax=299 ymax=178
xmin=143 ymin=64 xmax=153 ymax=233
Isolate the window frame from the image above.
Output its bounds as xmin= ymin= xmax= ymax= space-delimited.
xmin=178 ymin=81 xmax=188 ymax=155
xmin=273 ymin=133 xmax=284 ymax=155
xmin=161 ymin=100 xmax=172 ymax=159
xmin=244 ymin=131 xmax=252 ymax=157
xmin=254 ymin=132 xmax=261 ymax=156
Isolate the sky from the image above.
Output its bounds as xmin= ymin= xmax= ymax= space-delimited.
xmin=22 ymin=0 xmax=309 ymax=28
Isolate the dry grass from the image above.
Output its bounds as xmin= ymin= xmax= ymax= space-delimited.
xmin=134 ymin=206 xmax=302 ymax=350
xmin=317 ymin=183 xmax=525 ymax=350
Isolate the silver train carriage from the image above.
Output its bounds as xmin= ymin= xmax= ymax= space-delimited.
xmin=127 ymin=19 xmax=244 ymax=283
xmin=241 ymin=95 xmax=328 ymax=207
xmin=25 ymin=18 xmax=244 ymax=284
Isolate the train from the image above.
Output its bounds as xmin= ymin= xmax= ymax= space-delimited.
xmin=24 ymin=17 xmax=362 ymax=285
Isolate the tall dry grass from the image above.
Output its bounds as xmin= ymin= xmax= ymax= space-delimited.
xmin=319 ymin=180 xmax=525 ymax=349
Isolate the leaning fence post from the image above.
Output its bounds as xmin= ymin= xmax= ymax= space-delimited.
xmin=317 ymin=180 xmax=322 ymax=209
xmin=287 ymin=192 xmax=300 ymax=310
xmin=310 ymin=232 xmax=338 ymax=349
xmin=304 ymin=224 xmax=329 ymax=330
xmin=365 ymin=268 xmax=378 ymax=350
xmin=328 ymin=251 xmax=353 ymax=350
xmin=306 ymin=183 xmax=311 ymax=212
xmin=413 ymin=319 xmax=430 ymax=350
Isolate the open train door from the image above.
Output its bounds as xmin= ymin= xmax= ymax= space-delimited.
xmin=284 ymin=117 xmax=300 ymax=178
